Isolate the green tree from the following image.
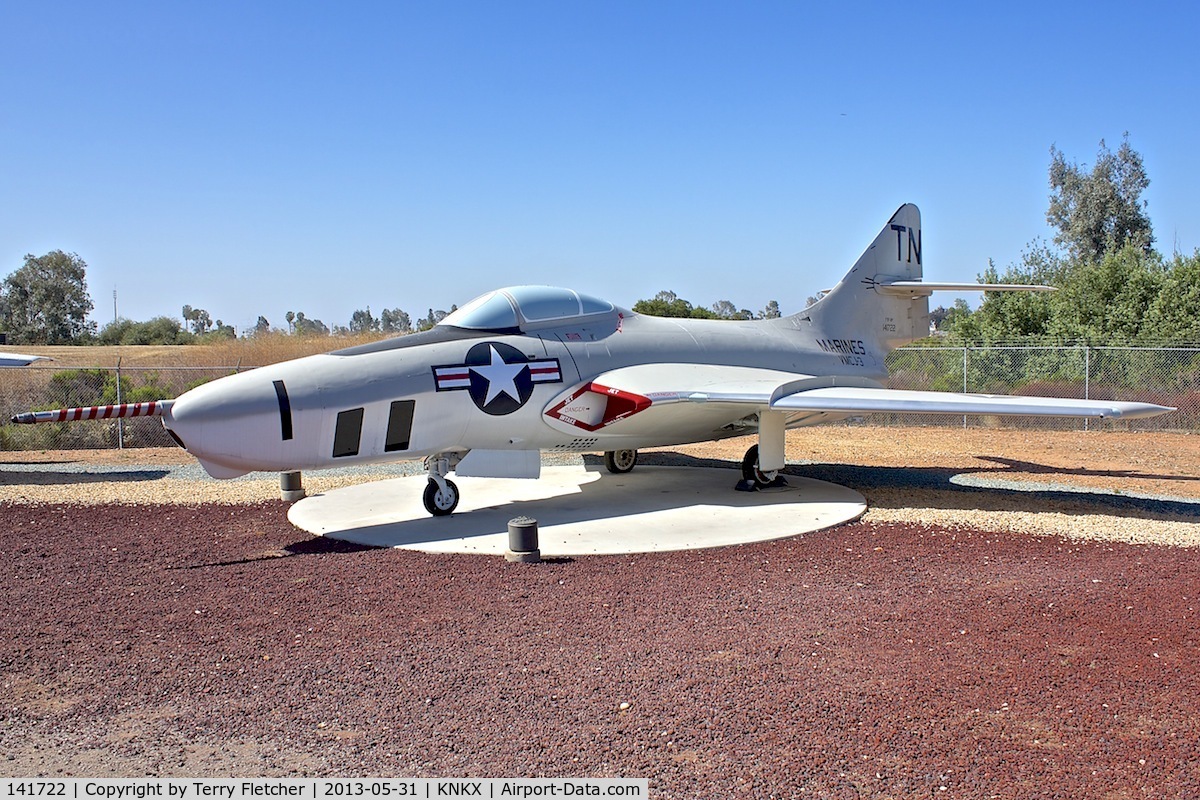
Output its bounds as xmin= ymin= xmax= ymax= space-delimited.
xmin=710 ymin=300 xmax=753 ymax=320
xmin=937 ymin=299 xmax=974 ymax=334
xmin=349 ymin=307 xmax=380 ymax=333
xmin=1047 ymin=134 xmax=1153 ymax=262
xmin=632 ymin=290 xmax=716 ymax=319
xmin=290 ymin=311 xmax=329 ymax=336
xmin=416 ymin=308 xmax=450 ymax=331
xmin=181 ymin=305 xmax=212 ymax=335
xmin=957 ymin=246 xmax=1061 ymax=341
xmin=1045 ymin=244 xmax=1165 ymax=343
xmin=46 ymin=368 xmax=109 ymax=407
xmin=760 ymin=300 xmax=781 ymax=319
xmin=0 ymin=251 xmax=96 ymax=343
xmin=1141 ymin=251 xmax=1200 ymax=342
xmin=99 ymin=316 xmax=194 ymax=345
xmin=380 ymin=307 xmax=412 ymax=333
xmin=202 ymin=320 xmax=235 ymax=340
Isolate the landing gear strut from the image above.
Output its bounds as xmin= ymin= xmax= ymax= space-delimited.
xmin=604 ymin=449 xmax=638 ymax=474
xmin=423 ymin=454 xmax=460 ymax=516
xmin=737 ymin=444 xmax=788 ymax=491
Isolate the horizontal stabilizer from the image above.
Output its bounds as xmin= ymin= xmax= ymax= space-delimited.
xmin=874 ymin=281 xmax=1056 ymax=297
xmin=773 ymin=387 xmax=1172 ymax=420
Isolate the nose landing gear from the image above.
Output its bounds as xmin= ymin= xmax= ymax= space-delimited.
xmin=423 ymin=454 xmax=460 ymax=516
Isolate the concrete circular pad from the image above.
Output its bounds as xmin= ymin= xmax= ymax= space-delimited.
xmin=287 ymin=465 xmax=865 ymax=556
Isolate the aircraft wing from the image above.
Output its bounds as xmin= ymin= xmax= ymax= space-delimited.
xmin=0 ymin=352 xmax=49 ymax=367
xmin=543 ymin=363 xmax=1172 ymax=438
xmin=770 ymin=386 xmax=1172 ymax=420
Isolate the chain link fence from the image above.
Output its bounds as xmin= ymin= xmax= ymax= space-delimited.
xmin=882 ymin=345 xmax=1200 ymax=430
xmin=1 ymin=345 xmax=1197 ymax=450
xmin=0 ymin=364 xmax=236 ymax=450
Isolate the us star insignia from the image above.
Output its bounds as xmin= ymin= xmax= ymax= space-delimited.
xmin=432 ymin=341 xmax=563 ymax=415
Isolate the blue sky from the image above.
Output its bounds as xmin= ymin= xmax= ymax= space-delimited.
xmin=2 ymin=1 xmax=1197 ymax=333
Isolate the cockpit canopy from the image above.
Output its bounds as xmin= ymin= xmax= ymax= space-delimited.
xmin=440 ymin=286 xmax=617 ymax=332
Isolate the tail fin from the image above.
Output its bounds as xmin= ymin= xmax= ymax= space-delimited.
xmin=801 ymin=203 xmax=929 ymax=352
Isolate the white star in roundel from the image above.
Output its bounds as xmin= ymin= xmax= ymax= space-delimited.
xmin=471 ymin=344 xmax=526 ymax=406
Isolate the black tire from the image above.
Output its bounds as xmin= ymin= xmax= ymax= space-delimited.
xmin=741 ymin=444 xmax=779 ymax=488
xmin=423 ymin=478 xmax=459 ymax=516
xmin=604 ymin=449 xmax=638 ymax=473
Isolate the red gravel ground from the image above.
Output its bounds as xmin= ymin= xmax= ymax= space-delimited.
xmin=2 ymin=502 xmax=1198 ymax=798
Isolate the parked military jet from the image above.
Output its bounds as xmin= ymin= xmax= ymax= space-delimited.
xmin=11 ymin=204 xmax=1172 ymax=514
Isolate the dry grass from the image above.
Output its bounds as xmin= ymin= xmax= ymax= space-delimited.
xmin=1 ymin=332 xmax=393 ymax=369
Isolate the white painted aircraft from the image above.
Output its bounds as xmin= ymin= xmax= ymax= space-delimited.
xmin=0 ymin=351 xmax=50 ymax=367
xmin=11 ymin=204 xmax=1172 ymax=514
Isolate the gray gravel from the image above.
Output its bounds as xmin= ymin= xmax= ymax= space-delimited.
xmin=2 ymin=450 xmax=1198 ymax=547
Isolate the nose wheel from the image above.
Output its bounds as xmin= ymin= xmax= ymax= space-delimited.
xmin=423 ymin=454 xmax=460 ymax=516
xmin=423 ymin=478 xmax=460 ymax=516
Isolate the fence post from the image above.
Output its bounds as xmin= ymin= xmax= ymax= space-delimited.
xmin=1084 ymin=345 xmax=1090 ymax=400
xmin=1084 ymin=345 xmax=1090 ymax=432
xmin=962 ymin=346 xmax=969 ymax=429
xmin=115 ymin=357 xmax=124 ymax=450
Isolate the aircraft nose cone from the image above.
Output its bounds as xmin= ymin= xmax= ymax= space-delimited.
xmin=163 ymin=370 xmax=290 ymax=477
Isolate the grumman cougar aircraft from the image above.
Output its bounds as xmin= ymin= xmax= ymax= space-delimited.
xmin=12 ymin=204 xmax=1172 ymax=515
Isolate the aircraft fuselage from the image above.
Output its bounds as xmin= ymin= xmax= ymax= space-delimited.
xmin=164 ymin=311 xmax=882 ymax=478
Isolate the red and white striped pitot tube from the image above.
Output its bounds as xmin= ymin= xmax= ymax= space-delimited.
xmin=10 ymin=400 xmax=172 ymax=425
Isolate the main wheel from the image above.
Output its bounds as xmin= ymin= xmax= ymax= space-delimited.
xmin=741 ymin=444 xmax=779 ymax=489
xmin=423 ymin=478 xmax=460 ymax=516
xmin=604 ymin=449 xmax=638 ymax=473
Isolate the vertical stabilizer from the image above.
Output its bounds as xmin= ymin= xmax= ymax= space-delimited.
xmin=801 ymin=203 xmax=929 ymax=352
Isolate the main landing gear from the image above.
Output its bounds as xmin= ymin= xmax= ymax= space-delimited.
xmin=604 ymin=449 xmax=638 ymax=474
xmin=423 ymin=454 xmax=460 ymax=516
xmin=737 ymin=444 xmax=789 ymax=492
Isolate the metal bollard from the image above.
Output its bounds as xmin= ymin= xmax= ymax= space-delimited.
xmin=505 ymin=516 xmax=541 ymax=563
xmin=280 ymin=471 xmax=305 ymax=502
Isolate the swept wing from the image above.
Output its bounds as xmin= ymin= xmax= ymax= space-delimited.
xmin=544 ymin=363 xmax=1172 ymax=438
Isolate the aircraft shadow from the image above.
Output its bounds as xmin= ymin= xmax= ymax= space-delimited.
xmin=810 ymin=467 xmax=1195 ymax=521
xmin=174 ymin=537 xmax=383 ymax=569
xmin=975 ymin=455 xmax=1200 ymax=483
xmin=0 ymin=468 xmax=171 ymax=486
xmin=629 ymin=452 xmax=1200 ymax=521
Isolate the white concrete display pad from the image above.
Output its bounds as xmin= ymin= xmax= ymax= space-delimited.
xmin=287 ymin=465 xmax=866 ymax=556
